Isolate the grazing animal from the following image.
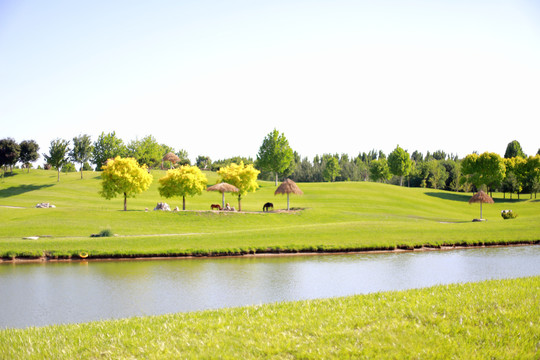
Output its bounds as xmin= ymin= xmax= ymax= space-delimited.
xmin=263 ymin=202 xmax=274 ymax=212
xmin=211 ymin=204 xmax=222 ymax=211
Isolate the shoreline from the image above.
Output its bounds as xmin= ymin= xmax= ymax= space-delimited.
xmin=1 ymin=240 xmax=538 ymax=264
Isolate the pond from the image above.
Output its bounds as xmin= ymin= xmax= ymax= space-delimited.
xmin=1 ymin=245 xmax=539 ymax=329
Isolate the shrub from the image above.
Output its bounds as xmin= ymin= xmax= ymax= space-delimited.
xmin=501 ymin=210 xmax=518 ymax=220
xmin=91 ymin=229 xmax=114 ymax=237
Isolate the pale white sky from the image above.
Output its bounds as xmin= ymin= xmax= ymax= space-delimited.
xmin=1 ymin=0 xmax=539 ymax=164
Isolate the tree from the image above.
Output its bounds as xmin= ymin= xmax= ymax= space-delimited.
xmin=504 ymin=140 xmax=526 ymax=159
xmin=43 ymin=139 xmax=70 ymax=182
xmin=461 ymin=152 xmax=505 ymax=195
xmin=411 ymin=150 xmax=423 ymax=163
xmin=127 ymin=135 xmax=164 ymax=168
xmin=426 ymin=160 xmax=448 ymax=190
xmin=19 ymin=140 xmax=40 ymax=173
xmin=323 ymin=156 xmax=341 ymax=182
xmin=369 ymin=159 xmax=391 ymax=183
xmin=218 ymin=161 xmax=260 ymax=211
xmin=387 ymin=145 xmax=412 ymax=186
xmin=70 ymin=134 xmax=93 ymax=179
xmin=432 ymin=150 xmax=447 ymax=161
xmin=100 ymin=157 xmax=153 ymax=211
xmin=523 ymin=155 xmax=540 ymax=199
xmin=175 ymin=149 xmax=190 ymax=165
xmin=504 ymin=157 xmax=526 ymax=199
xmin=158 ymin=165 xmax=207 ymax=210
xmin=196 ymin=155 xmax=211 ymax=169
xmin=92 ymin=131 xmax=126 ymax=170
xmin=0 ymin=138 xmax=20 ymax=178
xmin=256 ymin=129 xmax=294 ymax=185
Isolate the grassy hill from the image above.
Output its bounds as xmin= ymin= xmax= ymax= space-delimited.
xmin=1 ymin=169 xmax=539 ymax=259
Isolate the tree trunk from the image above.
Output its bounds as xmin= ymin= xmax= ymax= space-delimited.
xmin=124 ymin=193 xmax=127 ymax=211
xmin=400 ymin=176 xmax=403 ymax=186
xmin=238 ymin=194 xmax=242 ymax=212
xmin=275 ymin=172 xmax=278 ymax=186
xmin=57 ymin=169 xmax=60 ymax=182
xmin=183 ymin=196 xmax=186 ymax=210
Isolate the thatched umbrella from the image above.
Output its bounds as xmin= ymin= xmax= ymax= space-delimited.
xmin=274 ymin=178 xmax=303 ymax=210
xmin=468 ymin=190 xmax=494 ymax=220
xmin=162 ymin=152 xmax=180 ymax=169
xmin=207 ymin=182 xmax=239 ymax=209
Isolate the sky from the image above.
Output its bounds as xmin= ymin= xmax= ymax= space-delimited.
xmin=1 ymin=0 xmax=539 ymax=164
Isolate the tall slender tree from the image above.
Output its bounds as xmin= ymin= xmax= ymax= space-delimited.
xmin=70 ymin=134 xmax=93 ymax=179
xmin=44 ymin=139 xmax=70 ymax=182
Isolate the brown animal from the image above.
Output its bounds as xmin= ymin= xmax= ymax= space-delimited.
xmin=211 ymin=204 xmax=222 ymax=210
xmin=263 ymin=202 xmax=274 ymax=212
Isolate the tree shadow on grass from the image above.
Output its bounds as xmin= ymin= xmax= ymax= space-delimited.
xmin=425 ymin=192 xmax=470 ymax=202
xmin=0 ymin=184 xmax=54 ymax=198
xmin=425 ymin=192 xmax=524 ymax=204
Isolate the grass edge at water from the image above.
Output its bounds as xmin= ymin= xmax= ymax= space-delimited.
xmin=1 ymin=276 xmax=538 ymax=359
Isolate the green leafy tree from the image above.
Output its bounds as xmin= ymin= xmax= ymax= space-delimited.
xmin=92 ymin=131 xmax=126 ymax=170
xmin=218 ymin=161 xmax=260 ymax=211
xmin=43 ymin=139 xmax=70 ymax=182
xmin=175 ymin=149 xmax=190 ymax=165
xmin=0 ymin=138 xmax=20 ymax=178
xmin=158 ymin=165 xmax=208 ymax=210
xmin=426 ymin=160 xmax=448 ymax=190
xmin=100 ymin=156 xmax=153 ymax=211
xmin=323 ymin=157 xmax=341 ymax=182
xmin=19 ymin=140 xmax=39 ymax=173
xmin=369 ymin=159 xmax=391 ymax=183
xmin=504 ymin=157 xmax=526 ymax=199
xmin=196 ymin=155 xmax=211 ymax=169
xmin=462 ymin=152 xmax=505 ymax=195
xmin=388 ymin=145 xmax=412 ymax=186
xmin=256 ymin=129 xmax=294 ymax=185
xmin=504 ymin=140 xmax=526 ymax=159
xmin=70 ymin=134 xmax=94 ymax=179
xmin=524 ymin=155 xmax=540 ymax=199
xmin=127 ymin=135 xmax=164 ymax=168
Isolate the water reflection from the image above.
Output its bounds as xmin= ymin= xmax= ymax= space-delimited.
xmin=0 ymin=245 xmax=539 ymax=328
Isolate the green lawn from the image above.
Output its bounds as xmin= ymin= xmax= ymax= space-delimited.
xmin=0 ymin=169 xmax=539 ymax=259
xmin=1 ymin=276 xmax=538 ymax=359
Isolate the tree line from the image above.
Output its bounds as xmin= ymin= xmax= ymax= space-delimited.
xmin=1 ymin=132 xmax=539 ymax=198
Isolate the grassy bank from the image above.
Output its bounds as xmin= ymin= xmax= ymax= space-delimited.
xmin=1 ymin=276 xmax=538 ymax=358
xmin=1 ymin=169 xmax=539 ymax=260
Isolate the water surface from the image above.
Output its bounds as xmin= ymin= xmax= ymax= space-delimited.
xmin=1 ymin=245 xmax=539 ymax=328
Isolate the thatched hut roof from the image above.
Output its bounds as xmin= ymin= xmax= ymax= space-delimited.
xmin=468 ymin=190 xmax=494 ymax=204
xmin=274 ymin=179 xmax=303 ymax=196
xmin=163 ymin=152 xmax=180 ymax=163
xmin=207 ymin=182 xmax=239 ymax=193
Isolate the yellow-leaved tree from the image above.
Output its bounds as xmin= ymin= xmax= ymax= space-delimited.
xmin=158 ymin=165 xmax=208 ymax=210
xmin=217 ymin=161 xmax=260 ymax=211
xmin=100 ymin=156 xmax=153 ymax=211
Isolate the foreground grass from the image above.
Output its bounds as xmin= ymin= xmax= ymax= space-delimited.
xmin=1 ymin=170 xmax=539 ymax=259
xmin=1 ymin=276 xmax=538 ymax=359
